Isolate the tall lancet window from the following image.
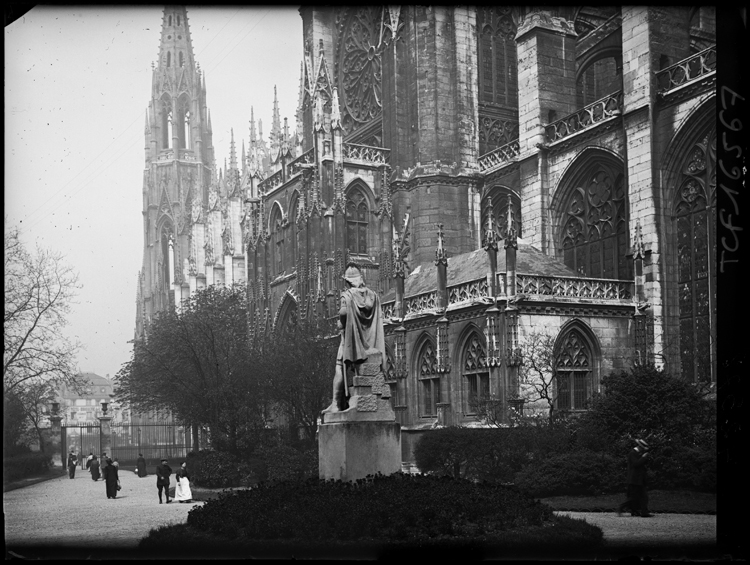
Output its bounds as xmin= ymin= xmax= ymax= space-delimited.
xmin=555 ymin=328 xmax=593 ymax=411
xmin=346 ymin=186 xmax=369 ymax=255
xmin=462 ymin=331 xmax=489 ymax=414
xmin=417 ymin=337 xmax=440 ymax=417
xmin=674 ymin=127 xmax=716 ymax=383
xmin=160 ymin=96 xmax=172 ymax=150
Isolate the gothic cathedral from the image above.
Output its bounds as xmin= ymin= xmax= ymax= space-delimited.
xmin=136 ymin=7 xmax=716 ymax=461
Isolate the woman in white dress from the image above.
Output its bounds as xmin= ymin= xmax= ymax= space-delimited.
xmin=174 ymin=461 xmax=193 ymax=503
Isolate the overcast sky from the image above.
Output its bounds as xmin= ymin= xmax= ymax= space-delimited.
xmin=5 ymin=6 xmax=303 ymax=379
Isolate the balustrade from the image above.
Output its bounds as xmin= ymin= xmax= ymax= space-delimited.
xmin=478 ymin=139 xmax=521 ymax=172
xmin=258 ymin=169 xmax=284 ymax=193
xmin=404 ymin=291 xmax=438 ymax=316
xmin=545 ymin=91 xmax=623 ymax=143
xmin=448 ymin=278 xmax=490 ymax=304
xmin=286 ymin=148 xmax=314 ymax=178
xmin=516 ymin=274 xmax=632 ymax=300
xmin=343 ymin=143 xmax=390 ymax=165
xmin=656 ymin=45 xmax=716 ymax=94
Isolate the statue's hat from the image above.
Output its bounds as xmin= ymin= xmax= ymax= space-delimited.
xmin=342 ymin=265 xmax=363 ymax=287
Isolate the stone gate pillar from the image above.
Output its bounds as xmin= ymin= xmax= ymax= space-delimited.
xmin=49 ymin=415 xmax=63 ymax=467
xmin=98 ymin=416 xmax=112 ymax=459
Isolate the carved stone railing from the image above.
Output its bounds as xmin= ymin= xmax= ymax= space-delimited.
xmin=656 ymin=45 xmax=716 ymax=95
xmin=343 ymin=143 xmax=390 ymax=165
xmin=516 ymin=274 xmax=632 ymax=300
xmin=545 ymin=91 xmax=623 ymax=143
xmin=381 ymin=301 xmax=395 ymax=320
xmin=478 ymin=139 xmax=521 ymax=172
xmin=448 ymin=278 xmax=490 ymax=305
xmin=286 ymin=148 xmax=314 ymax=178
xmin=404 ymin=291 xmax=438 ymax=317
xmin=258 ymin=168 xmax=284 ymax=194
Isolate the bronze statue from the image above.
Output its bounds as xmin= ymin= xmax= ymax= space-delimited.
xmin=323 ymin=264 xmax=386 ymax=413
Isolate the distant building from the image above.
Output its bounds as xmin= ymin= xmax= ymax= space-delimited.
xmin=57 ymin=373 xmax=126 ymax=426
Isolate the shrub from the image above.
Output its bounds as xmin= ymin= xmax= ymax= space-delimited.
xmin=254 ymin=442 xmax=317 ymax=483
xmin=3 ymin=451 xmax=52 ymax=483
xmin=187 ymin=473 xmax=559 ymax=543
xmin=414 ymin=425 xmax=576 ymax=484
xmin=186 ymin=450 xmax=254 ymax=488
xmin=514 ymin=450 xmax=623 ymax=497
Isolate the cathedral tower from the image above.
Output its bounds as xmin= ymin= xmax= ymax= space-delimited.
xmin=137 ymin=6 xmax=215 ymax=338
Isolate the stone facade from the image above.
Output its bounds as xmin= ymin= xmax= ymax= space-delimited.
xmin=136 ymin=7 xmax=717 ymax=464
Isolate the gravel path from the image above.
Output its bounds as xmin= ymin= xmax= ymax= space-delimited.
xmin=4 ymin=472 xmax=717 ymax=556
xmin=4 ymin=468 xmax=203 ymax=549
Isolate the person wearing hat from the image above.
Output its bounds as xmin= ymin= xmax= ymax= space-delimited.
xmin=156 ymin=458 xmax=173 ymax=504
xmin=67 ymin=449 xmax=77 ymax=479
xmin=322 ymin=263 xmax=386 ymax=413
xmin=617 ymin=438 xmax=652 ymax=517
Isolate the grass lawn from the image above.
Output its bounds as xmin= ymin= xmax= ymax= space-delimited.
xmin=540 ymin=490 xmax=716 ymax=514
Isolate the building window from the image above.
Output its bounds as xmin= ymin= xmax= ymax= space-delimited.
xmin=477 ymin=8 xmax=518 ymax=107
xmin=179 ymin=51 xmax=184 ymax=68
xmin=270 ymin=207 xmax=284 ymax=275
xmin=560 ymin=162 xmax=632 ymax=280
xmin=482 ymin=187 xmax=522 ymax=240
xmin=417 ymin=339 xmax=440 ymax=417
xmin=674 ymin=127 xmax=716 ymax=383
xmin=462 ymin=332 xmax=489 ymax=413
xmin=346 ymin=188 xmax=369 ymax=255
xmin=555 ymin=329 xmax=592 ymax=411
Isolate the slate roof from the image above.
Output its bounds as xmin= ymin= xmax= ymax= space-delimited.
xmin=381 ymin=238 xmax=578 ymax=302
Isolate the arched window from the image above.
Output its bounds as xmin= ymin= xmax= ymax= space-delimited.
xmin=289 ymin=194 xmax=299 ymax=267
xmin=160 ymin=96 xmax=172 ymax=149
xmin=462 ymin=332 xmax=489 ymax=414
xmin=168 ymin=15 xmax=172 ymax=27
xmin=176 ymin=96 xmax=190 ymax=150
xmin=559 ymin=161 xmax=631 ymax=280
xmin=346 ymin=187 xmax=369 ymax=255
xmin=270 ymin=206 xmax=284 ymax=275
xmin=176 ymin=15 xmax=181 ymax=27
xmin=674 ymin=127 xmax=715 ymax=383
xmin=179 ymin=51 xmax=184 ymax=68
xmin=417 ymin=338 xmax=440 ymax=417
xmin=166 ymin=51 xmax=171 ymax=68
xmin=555 ymin=328 xmax=593 ymax=411
xmin=477 ymin=8 xmax=517 ymax=107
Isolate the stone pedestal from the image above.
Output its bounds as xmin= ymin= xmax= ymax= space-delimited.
xmin=319 ymin=349 xmax=402 ymax=481
xmin=49 ymin=416 xmax=63 ymax=467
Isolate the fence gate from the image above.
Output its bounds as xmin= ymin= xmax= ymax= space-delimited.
xmin=61 ymin=424 xmax=101 ymax=467
xmin=110 ymin=423 xmax=193 ymax=468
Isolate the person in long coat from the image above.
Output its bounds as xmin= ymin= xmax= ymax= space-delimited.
xmin=155 ymin=458 xmax=172 ymax=504
xmin=136 ymin=454 xmax=147 ymax=477
xmin=617 ymin=439 xmax=652 ymax=517
xmin=89 ymin=455 xmax=101 ymax=481
xmin=103 ymin=458 xmax=119 ymax=499
xmin=67 ymin=451 xmax=77 ymax=479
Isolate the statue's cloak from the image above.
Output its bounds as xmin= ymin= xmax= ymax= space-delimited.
xmin=338 ymin=286 xmax=386 ymax=373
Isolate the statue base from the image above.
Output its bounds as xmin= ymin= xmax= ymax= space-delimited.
xmin=318 ymin=348 xmax=401 ymax=481
xmin=318 ymin=420 xmax=401 ymax=481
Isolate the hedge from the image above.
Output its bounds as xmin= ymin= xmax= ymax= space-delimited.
xmin=514 ymin=450 xmax=623 ymax=497
xmin=3 ymin=452 xmax=53 ymax=483
xmin=186 ymin=473 xmax=560 ymax=543
xmin=186 ymin=450 xmax=257 ymax=488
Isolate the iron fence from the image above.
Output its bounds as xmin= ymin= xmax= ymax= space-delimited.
xmin=110 ymin=423 xmax=193 ymax=467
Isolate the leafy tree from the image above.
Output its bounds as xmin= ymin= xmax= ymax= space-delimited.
xmin=3 ymin=390 xmax=29 ymax=455
xmin=4 ymin=224 xmax=82 ymax=395
xmin=14 ymin=380 xmax=58 ymax=453
xmin=259 ymin=319 xmax=337 ymax=442
xmin=576 ymin=364 xmax=716 ymax=453
xmin=115 ymin=284 xmax=268 ymax=454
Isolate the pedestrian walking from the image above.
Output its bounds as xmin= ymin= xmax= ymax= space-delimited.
xmin=100 ymin=452 xmax=109 ymax=475
xmin=85 ymin=452 xmax=93 ymax=470
xmin=156 ymin=458 xmax=173 ymax=504
xmin=617 ymin=438 xmax=653 ymax=517
xmin=67 ymin=451 xmax=77 ymax=479
xmin=136 ymin=453 xmax=147 ymax=477
xmin=89 ymin=455 xmax=101 ymax=481
xmin=103 ymin=458 xmax=119 ymax=499
xmin=174 ymin=462 xmax=193 ymax=503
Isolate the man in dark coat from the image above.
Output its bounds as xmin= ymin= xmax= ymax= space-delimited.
xmin=67 ymin=451 xmax=77 ymax=479
xmin=89 ymin=455 xmax=101 ymax=481
xmin=156 ymin=458 xmax=173 ymax=504
xmin=136 ymin=453 xmax=148 ymax=477
xmin=617 ymin=439 xmax=652 ymax=517
xmin=103 ymin=458 xmax=119 ymax=499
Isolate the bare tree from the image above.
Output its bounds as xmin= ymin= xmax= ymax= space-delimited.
xmin=517 ymin=331 xmax=560 ymax=425
xmin=4 ymin=224 xmax=83 ymax=395
xmin=15 ymin=380 xmax=58 ymax=453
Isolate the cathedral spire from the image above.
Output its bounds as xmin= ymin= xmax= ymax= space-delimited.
xmin=157 ymin=7 xmax=196 ymax=75
xmin=270 ymin=85 xmax=282 ymax=151
xmin=229 ymin=128 xmax=237 ymax=170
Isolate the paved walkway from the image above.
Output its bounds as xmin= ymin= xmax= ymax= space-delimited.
xmin=4 ymin=467 xmax=203 ymax=550
xmin=4 ymin=472 xmax=718 ymax=558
